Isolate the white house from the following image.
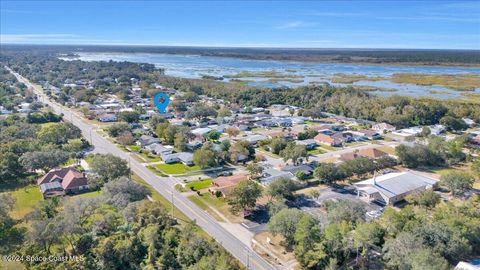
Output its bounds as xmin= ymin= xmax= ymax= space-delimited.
xmin=260 ymin=167 xmax=295 ymax=185
xmin=372 ymin=122 xmax=396 ymax=132
xmin=191 ymin=127 xmax=212 ymax=137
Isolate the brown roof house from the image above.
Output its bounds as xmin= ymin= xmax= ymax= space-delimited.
xmin=314 ymin=133 xmax=343 ymax=147
xmin=209 ymin=174 xmax=248 ymax=197
xmin=37 ymin=167 xmax=88 ymax=198
xmin=339 ymin=148 xmax=388 ymax=162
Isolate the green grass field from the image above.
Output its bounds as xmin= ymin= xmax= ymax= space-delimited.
xmin=72 ymin=190 xmax=102 ymax=199
xmin=126 ymin=145 xmax=141 ymax=152
xmin=308 ymin=147 xmax=327 ymax=155
xmin=317 ymin=144 xmax=337 ymax=151
xmin=8 ymin=185 xmax=43 ymax=219
xmin=187 ymin=194 xmax=225 ymax=222
xmin=155 ymin=163 xmax=201 ymax=175
xmin=138 ymin=151 xmax=161 ymax=162
xmin=185 ymin=179 xmax=213 ymax=191
xmin=188 ymin=192 xmax=242 ymax=222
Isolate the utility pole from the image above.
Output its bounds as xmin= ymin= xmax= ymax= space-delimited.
xmin=245 ymin=248 xmax=250 ymax=269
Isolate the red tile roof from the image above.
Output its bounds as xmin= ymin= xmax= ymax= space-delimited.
xmin=37 ymin=167 xmax=87 ymax=191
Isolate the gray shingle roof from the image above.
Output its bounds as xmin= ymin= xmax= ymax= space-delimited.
xmin=355 ymin=172 xmax=438 ymax=198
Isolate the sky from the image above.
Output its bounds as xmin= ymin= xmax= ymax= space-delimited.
xmin=1 ymin=1 xmax=479 ymax=49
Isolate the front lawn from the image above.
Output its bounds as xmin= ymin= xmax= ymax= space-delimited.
xmin=155 ymin=163 xmax=201 ymax=175
xmin=185 ymin=179 xmax=213 ymax=191
xmin=126 ymin=145 xmax=141 ymax=152
xmin=8 ymin=185 xmax=43 ymax=219
xmin=308 ymin=147 xmax=327 ymax=155
xmin=138 ymin=151 xmax=161 ymax=162
xmin=188 ymin=192 xmax=243 ymax=223
xmin=317 ymin=144 xmax=337 ymax=151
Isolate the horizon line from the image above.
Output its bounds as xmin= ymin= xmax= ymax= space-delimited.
xmin=1 ymin=42 xmax=479 ymax=51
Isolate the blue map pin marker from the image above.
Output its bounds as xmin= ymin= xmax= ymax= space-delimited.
xmin=153 ymin=92 xmax=170 ymax=114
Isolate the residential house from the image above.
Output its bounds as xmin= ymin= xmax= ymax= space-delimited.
xmin=160 ymin=152 xmax=194 ymax=166
xmin=37 ymin=167 xmax=88 ymax=198
xmin=296 ymin=139 xmax=318 ymax=150
xmin=256 ymin=119 xmax=278 ymax=128
xmin=291 ymin=117 xmax=306 ymax=125
xmin=358 ymin=148 xmax=388 ymax=159
xmin=392 ymin=127 xmax=422 ymax=138
xmin=339 ymin=148 xmax=388 ymax=162
xmin=191 ymin=127 xmax=212 ymax=137
xmin=161 ymin=153 xmax=181 ymax=164
xmin=136 ymin=135 xmax=160 ymax=147
xmin=351 ymin=129 xmax=381 ymax=140
xmin=354 ymin=171 xmax=438 ymax=205
xmin=314 ymin=133 xmax=343 ymax=147
xmin=372 ymin=122 xmax=396 ymax=132
xmin=264 ymin=129 xmax=295 ymax=139
xmin=186 ymin=140 xmax=203 ymax=151
xmin=97 ymin=113 xmax=117 ymax=122
xmin=209 ymin=174 xmax=248 ymax=197
xmin=260 ymin=167 xmax=295 ymax=185
xmin=272 ymin=118 xmax=292 ymax=127
xmin=244 ymin=134 xmax=269 ymax=145
xmin=333 ymin=132 xmax=354 ymax=143
xmin=177 ymin=152 xmax=194 ymax=165
xmin=146 ymin=143 xmax=173 ymax=155
xmin=281 ymin=164 xmax=314 ymax=177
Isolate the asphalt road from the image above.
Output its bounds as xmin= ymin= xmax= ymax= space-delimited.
xmin=8 ymin=67 xmax=276 ymax=270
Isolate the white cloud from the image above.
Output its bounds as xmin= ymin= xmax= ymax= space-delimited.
xmin=275 ymin=21 xmax=315 ymax=29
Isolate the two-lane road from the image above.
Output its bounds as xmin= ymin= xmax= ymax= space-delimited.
xmin=8 ymin=67 xmax=276 ymax=270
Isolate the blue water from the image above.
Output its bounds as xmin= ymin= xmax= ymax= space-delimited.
xmin=64 ymin=52 xmax=480 ymax=99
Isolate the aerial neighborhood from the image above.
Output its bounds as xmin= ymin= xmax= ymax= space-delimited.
xmin=1 ymin=48 xmax=479 ymax=270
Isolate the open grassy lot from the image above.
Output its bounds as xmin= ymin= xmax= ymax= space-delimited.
xmin=155 ymin=163 xmax=201 ymax=175
xmin=377 ymin=145 xmax=397 ymax=155
xmin=253 ymin=231 xmax=296 ymax=265
xmin=146 ymin=165 xmax=169 ymax=176
xmin=8 ymin=185 xmax=43 ymax=220
xmin=188 ymin=192 xmax=242 ymax=223
xmin=429 ymin=163 xmax=480 ymax=189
